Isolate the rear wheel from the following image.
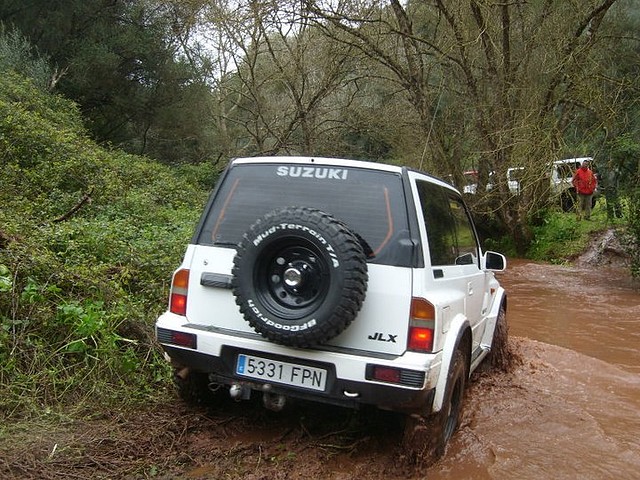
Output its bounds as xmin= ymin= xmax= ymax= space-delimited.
xmin=560 ymin=191 xmax=576 ymax=212
xmin=402 ymin=349 xmax=467 ymax=464
xmin=439 ymin=349 xmax=467 ymax=445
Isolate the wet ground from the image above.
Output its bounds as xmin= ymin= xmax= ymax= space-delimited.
xmin=2 ymin=259 xmax=639 ymax=479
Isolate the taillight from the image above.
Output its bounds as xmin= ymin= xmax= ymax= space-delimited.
xmin=169 ymin=269 xmax=189 ymax=316
xmin=407 ymin=297 xmax=435 ymax=352
xmin=371 ymin=366 xmax=401 ymax=383
xmin=156 ymin=328 xmax=197 ymax=349
xmin=170 ymin=331 xmax=197 ymax=349
xmin=365 ymin=364 xmax=425 ymax=387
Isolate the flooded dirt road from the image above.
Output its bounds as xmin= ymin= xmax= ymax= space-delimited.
xmin=171 ymin=259 xmax=640 ymax=480
xmin=2 ymin=259 xmax=639 ymax=479
xmin=430 ymin=259 xmax=640 ymax=479
xmin=505 ymin=259 xmax=640 ymax=374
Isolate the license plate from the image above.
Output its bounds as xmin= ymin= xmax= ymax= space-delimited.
xmin=236 ymin=354 xmax=327 ymax=391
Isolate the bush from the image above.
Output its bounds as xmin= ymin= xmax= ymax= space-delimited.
xmin=627 ymin=187 xmax=640 ymax=277
xmin=0 ymin=25 xmax=53 ymax=90
xmin=0 ymin=71 xmax=211 ymax=416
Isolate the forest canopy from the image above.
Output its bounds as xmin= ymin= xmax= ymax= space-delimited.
xmin=2 ymin=0 xmax=639 ymax=250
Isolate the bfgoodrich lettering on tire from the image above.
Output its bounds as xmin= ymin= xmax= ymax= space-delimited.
xmin=232 ymin=206 xmax=368 ymax=347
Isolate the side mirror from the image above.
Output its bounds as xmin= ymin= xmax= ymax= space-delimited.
xmin=484 ymin=251 xmax=507 ymax=271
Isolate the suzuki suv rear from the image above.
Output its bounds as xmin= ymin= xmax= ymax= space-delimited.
xmin=156 ymin=156 xmax=508 ymax=456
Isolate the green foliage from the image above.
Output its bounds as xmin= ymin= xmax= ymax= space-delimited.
xmin=627 ymin=187 xmax=640 ymax=277
xmin=0 ymin=71 xmax=210 ymax=416
xmin=0 ymin=1 xmax=213 ymax=164
xmin=608 ymin=133 xmax=640 ymax=193
xmin=526 ymin=203 xmax=610 ymax=264
xmin=0 ymin=24 xmax=52 ymax=90
xmin=0 ymin=265 xmax=10 ymax=292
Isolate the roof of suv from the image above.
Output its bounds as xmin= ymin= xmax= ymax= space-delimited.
xmin=232 ymin=156 xmax=404 ymax=174
xmin=230 ymin=156 xmax=458 ymax=193
xmin=554 ymin=156 xmax=593 ymax=165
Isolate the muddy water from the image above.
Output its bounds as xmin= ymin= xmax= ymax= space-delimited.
xmin=430 ymin=259 xmax=640 ymax=480
xmin=504 ymin=259 xmax=640 ymax=374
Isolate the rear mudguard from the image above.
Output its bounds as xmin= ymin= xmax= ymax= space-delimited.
xmin=432 ymin=314 xmax=470 ymax=413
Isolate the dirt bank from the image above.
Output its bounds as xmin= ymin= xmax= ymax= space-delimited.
xmin=572 ymin=227 xmax=632 ymax=268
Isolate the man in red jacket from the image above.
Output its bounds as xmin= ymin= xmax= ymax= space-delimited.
xmin=572 ymin=160 xmax=598 ymax=220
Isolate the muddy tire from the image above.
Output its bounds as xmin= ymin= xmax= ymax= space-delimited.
xmin=560 ymin=191 xmax=575 ymax=212
xmin=402 ymin=349 xmax=467 ymax=464
xmin=483 ymin=307 xmax=511 ymax=372
xmin=232 ymin=206 xmax=368 ymax=347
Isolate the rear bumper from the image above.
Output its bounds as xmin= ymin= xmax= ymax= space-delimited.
xmin=156 ymin=313 xmax=440 ymax=414
xmin=162 ymin=345 xmax=435 ymax=412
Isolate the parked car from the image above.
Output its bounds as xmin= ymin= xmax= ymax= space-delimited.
xmin=552 ymin=157 xmax=598 ymax=211
xmin=155 ymin=156 xmax=508 ymax=455
xmin=462 ymin=169 xmax=495 ymax=194
xmin=507 ymin=166 xmax=525 ymax=195
xmin=506 ymin=157 xmax=597 ymax=211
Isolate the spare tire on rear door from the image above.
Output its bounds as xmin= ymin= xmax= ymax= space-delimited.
xmin=232 ymin=206 xmax=368 ymax=347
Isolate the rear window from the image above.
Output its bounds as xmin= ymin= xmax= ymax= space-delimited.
xmin=196 ymin=163 xmax=413 ymax=266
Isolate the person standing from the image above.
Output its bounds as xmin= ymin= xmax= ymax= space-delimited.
xmin=571 ymin=160 xmax=598 ymax=220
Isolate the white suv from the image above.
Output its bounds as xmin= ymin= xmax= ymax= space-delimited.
xmin=156 ymin=156 xmax=508 ymax=455
xmin=506 ymin=157 xmax=597 ymax=211
xmin=552 ymin=157 xmax=597 ymax=211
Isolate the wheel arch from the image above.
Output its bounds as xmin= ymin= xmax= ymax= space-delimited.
xmin=479 ymin=288 xmax=508 ymax=347
xmin=432 ymin=314 xmax=472 ymax=413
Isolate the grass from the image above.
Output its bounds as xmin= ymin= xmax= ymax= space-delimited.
xmin=526 ymin=199 xmax=625 ymax=264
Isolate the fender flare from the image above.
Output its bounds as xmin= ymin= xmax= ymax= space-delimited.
xmin=479 ymin=287 xmax=508 ymax=349
xmin=432 ymin=313 xmax=471 ymax=413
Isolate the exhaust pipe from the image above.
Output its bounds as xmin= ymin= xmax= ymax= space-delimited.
xmin=175 ymin=367 xmax=190 ymax=380
xmin=263 ymin=392 xmax=286 ymax=412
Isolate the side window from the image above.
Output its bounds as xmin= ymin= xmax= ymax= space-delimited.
xmin=448 ymin=195 xmax=479 ymax=265
xmin=416 ymin=181 xmax=479 ymax=267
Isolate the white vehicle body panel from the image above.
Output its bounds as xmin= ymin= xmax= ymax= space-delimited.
xmin=182 ymin=244 xmax=413 ymax=356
